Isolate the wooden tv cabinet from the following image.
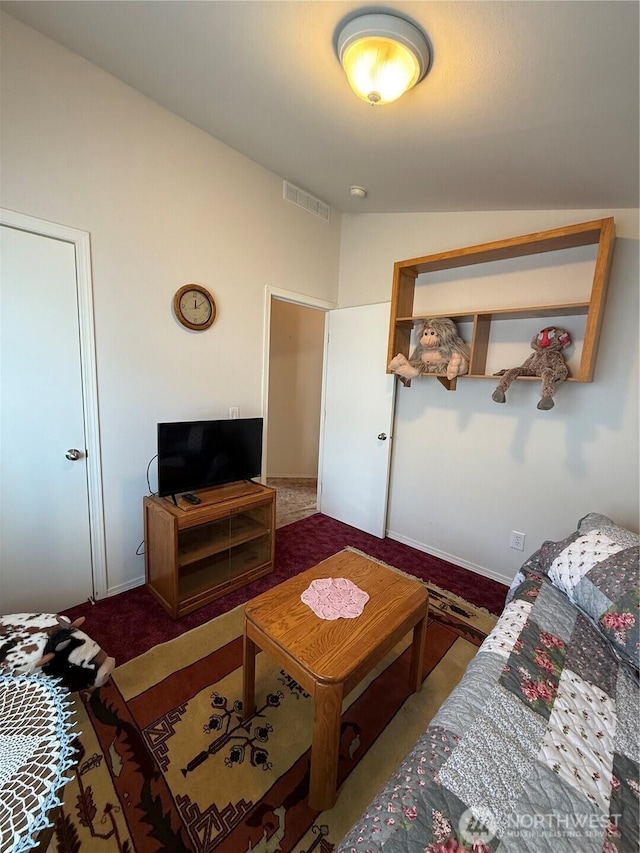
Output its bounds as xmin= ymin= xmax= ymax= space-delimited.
xmin=143 ymin=481 xmax=275 ymax=619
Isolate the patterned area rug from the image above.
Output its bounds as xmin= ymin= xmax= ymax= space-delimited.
xmin=51 ymin=556 xmax=497 ymax=853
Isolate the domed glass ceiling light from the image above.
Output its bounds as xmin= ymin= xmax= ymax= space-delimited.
xmin=337 ymin=12 xmax=430 ymax=105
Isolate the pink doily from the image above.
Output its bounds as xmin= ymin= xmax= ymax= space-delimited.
xmin=300 ymin=577 xmax=369 ymax=620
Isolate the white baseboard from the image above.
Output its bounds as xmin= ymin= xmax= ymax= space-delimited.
xmin=386 ymin=529 xmax=511 ymax=588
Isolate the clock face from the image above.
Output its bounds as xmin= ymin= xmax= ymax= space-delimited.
xmin=174 ymin=285 xmax=216 ymax=330
xmin=180 ymin=290 xmax=212 ymax=324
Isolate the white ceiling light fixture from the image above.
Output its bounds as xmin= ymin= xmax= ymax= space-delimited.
xmin=337 ymin=12 xmax=430 ymax=105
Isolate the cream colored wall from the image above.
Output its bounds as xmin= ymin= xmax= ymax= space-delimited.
xmin=3 ymin=14 xmax=637 ymax=594
xmin=339 ymin=210 xmax=639 ymax=584
xmin=0 ymin=14 xmax=341 ymax=594
xmin=267 ymin=300 xmax=325 ymax=478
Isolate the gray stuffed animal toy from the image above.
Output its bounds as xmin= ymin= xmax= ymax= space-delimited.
xmin=389 ymin=318 xmax=470 ymax=382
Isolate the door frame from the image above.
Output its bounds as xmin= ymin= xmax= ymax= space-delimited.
xmin=1 ymin=208 xmax=107 ymax=600
xmin=261 ymin=285 xmax=336 ymax=485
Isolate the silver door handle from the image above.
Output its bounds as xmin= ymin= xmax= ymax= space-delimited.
xmin=65 ymin=448 xmax=82 ymax=461
xmin=377 ymin=433 xmax=387 ymax=441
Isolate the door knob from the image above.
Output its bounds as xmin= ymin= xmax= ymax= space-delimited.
xmin=65 ymin=448 xmax=82 ymax=461
xmin=377 ymin=433 xmax=387 ymax=441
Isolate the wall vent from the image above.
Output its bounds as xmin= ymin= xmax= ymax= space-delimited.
xmin=283 ymin=181 xmax=331 ymax=221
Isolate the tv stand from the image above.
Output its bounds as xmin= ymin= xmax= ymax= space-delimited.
xmin=144 ymin=482 xmax=275 ymax=618
xmin=167 ymin=480 xmax=264 ymax=512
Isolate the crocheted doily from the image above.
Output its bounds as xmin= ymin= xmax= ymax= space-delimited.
xmin=0 ymin=673 xmax=77 ymax=853
xmin=300 ymin=577 xmax=369 ymax=620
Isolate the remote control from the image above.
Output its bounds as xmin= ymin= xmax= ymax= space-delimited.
xmin=183 ymin=493 xmax=201 ymax=505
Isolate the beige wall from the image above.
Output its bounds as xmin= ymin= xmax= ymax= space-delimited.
xmin=267 ymin=300 xmax=325 ymax=478
xmin=3 ymin=13 xmax=637 ymax=594
xmin=339 ymin=210 xmax=639 ymax=584
xmin=0 ymin=14 xmax=341 ymax=594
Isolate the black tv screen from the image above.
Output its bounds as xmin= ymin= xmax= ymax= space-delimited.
xmin=157 ymin=418 xmax=263 ymax=497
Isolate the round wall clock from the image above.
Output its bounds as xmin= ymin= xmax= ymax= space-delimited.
xmin=174 ymin=284 xmax=216 ymax=331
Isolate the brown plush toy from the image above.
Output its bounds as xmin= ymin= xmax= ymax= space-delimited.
xmin=492 ymin=326 xmax=572 ymax=410
xmin=388 ymin=318 xmax=471 ymax=382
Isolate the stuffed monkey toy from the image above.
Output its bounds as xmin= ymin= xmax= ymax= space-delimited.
xmin=389 ymin=318 xmax=470 ymax=382
xmin=492 ymin=326 xmax=572 ymax=410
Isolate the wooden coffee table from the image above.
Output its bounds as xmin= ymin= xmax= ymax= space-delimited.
xmin=242 ymin=550 xmax=429 ymax=811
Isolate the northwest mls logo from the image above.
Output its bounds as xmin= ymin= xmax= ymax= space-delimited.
xmin=458 ymin=808 xmax=498 ymax=847
xmin=459 ymin=808 xmax=623 ymax=844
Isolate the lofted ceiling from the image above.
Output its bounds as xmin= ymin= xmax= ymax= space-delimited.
xmin=1 ymin=0 xmax=639 ymax=214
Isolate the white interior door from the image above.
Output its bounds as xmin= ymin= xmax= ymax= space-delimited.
xmin=1 ymin=224 xmax=95 ymax=612
xmin=319 ymin=302 xmax=395 ymax=537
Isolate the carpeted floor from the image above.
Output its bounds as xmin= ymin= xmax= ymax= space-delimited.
xmin=52 ymin=553 xmax=497 ymax=853
xmin=62 ymin=513 xmax=508 ymax=667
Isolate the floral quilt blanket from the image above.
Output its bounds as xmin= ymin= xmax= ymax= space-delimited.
xmin=337 ymin=569 xmax=639 ymax=852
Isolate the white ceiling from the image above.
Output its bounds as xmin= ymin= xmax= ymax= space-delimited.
xmin=2 ymin=1 xmax=639 ymax=214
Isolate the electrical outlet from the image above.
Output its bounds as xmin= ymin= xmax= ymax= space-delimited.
xmin=229 ymin=407 xmax=239 ymax=419
xmin=510 ymin=531 xmax=526 ymax=551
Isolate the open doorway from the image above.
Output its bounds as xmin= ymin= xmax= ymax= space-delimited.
xmin=263 ymin=287 xmax=335 ymax=528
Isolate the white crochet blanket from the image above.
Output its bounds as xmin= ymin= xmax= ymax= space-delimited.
xmin=0 ymin=673 xmax=77 ymax=853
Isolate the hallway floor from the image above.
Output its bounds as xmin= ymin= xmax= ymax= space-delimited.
xmin=266 ymin=477 xmax=318 ymax=528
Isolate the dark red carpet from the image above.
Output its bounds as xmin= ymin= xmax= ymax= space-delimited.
xmin=62 ymin=513 xmax=507 ymax=666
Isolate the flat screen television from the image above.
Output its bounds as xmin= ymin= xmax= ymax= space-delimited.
xmin=157 ymin=418 xmax=263 ymax=497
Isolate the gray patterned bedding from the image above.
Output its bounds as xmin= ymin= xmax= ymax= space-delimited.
xmin=338 ymin=514 xmax=639 ymax=852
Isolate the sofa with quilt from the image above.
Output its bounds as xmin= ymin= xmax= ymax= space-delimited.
xmin=338 ymin=513 xmax=639 ymax=853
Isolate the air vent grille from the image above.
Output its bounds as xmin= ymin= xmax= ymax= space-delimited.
xmin=283 ymin=181 xmax=331 ymax=221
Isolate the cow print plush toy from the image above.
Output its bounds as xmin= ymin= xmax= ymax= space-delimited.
xmin=0 ymin=613 xmax=115 ymax=691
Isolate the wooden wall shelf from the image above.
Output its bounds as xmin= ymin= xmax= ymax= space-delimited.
xmin=387 ymin=218 xmax=616 ymax=390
